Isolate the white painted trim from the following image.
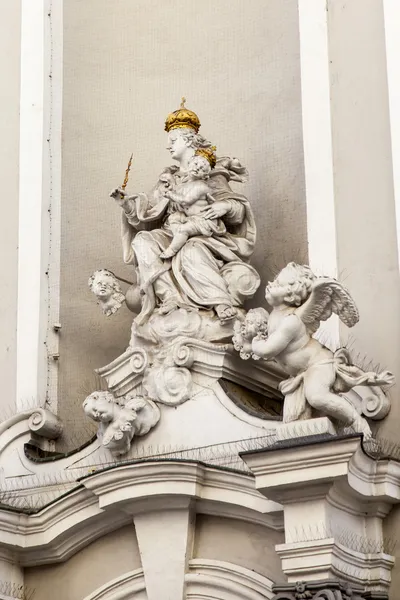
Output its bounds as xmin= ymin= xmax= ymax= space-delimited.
xmin=17 ymin=0 xmax=45 ymax=410
xmin=298 ymin=0 xmax=337 ymax=276
xmin=17 ymin=0 xmax=63 ymax=412
xmin=383 ymin=0 xmax=400 ymax=267
xmin=298 ymin=0 xmax=340 ymax=347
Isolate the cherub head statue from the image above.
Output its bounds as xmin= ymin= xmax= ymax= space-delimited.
xmin=187 ymin=155 xmax=212 ymax=181
xmin=88 ymin=269 xmax=125 ymax=316
xmin=240 ymin=307 xmax=269 ymax=339
xmin=265 ymin=262 xmax=316 ymax=308
xmin=83 ymin=391 xmax=117 ymax=424
xmin=232 ymin=307 xmax=269 ymax=360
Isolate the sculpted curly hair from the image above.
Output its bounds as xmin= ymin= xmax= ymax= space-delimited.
xmin=178 ymin=129 xmax=214 ymax=151
xmin=271 ymin=262 xmax=315 ymax=307
xmin=88 ymin=269 xmax=122 ymax=294
xmin=284 ymin=263 xmax=314 ymax=306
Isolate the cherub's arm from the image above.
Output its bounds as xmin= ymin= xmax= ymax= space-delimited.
xmin=252 ymin=314 xmax=298 ymax=360
xmin=164 ymin=189 xmax=181 ymax=203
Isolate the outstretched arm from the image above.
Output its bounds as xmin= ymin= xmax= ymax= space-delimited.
xmin=252 ymin=315 xmax=298 ymax=360
xmin=165 ymin=189 xmax=182 ymax=203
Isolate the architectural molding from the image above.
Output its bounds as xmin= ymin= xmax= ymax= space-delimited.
xmin=81 ymin=560 xmax=276 ymax=600
xmin=276 ymin=538 xmax=393 ymax=589
xmin=0 ymin=461 xmax=282 ymax=567
xmin=82 ymin=570 xmax=146 ymax=600
xmin=0 ymin=487 xmax=129 ymax=566
xmin=241 ymin=435 xmax=361 ymax=503
xmin=242 ymin=435 xmax=400 ymax=593
xmin=187 ymin=559 xmax=274 ymax=599
xmin=80 ymin=460 xmax=281 ymax=520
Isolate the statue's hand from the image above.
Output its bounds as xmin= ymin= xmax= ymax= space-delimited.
xmin=110 ymin=187 xmax=129 ymax=208
xmin=201 ymin=200 xmax=230 ymax=220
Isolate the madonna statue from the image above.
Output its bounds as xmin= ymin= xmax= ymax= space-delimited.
xmin=110 ymin=99 xmax=260 ymax=331
xmin=85 ymin=101 xmax=262 ymax=440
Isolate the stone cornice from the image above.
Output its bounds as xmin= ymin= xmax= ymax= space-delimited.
xmin=276 ymin=538 xmax=394 ymax=588
xmin=80 ymin=460 xmax=280 ymax=517
xmin=241 ymin=433 xmax=400 ymax=593
xmin=241 ymin=435 xmax=400 ymax=506
xmin=241 ymin=436 xmax=360 ymax=502
xmin=0 ymin=460 xmax=282 ymax=567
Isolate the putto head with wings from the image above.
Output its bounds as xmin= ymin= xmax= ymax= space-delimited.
xmin=83 ymin=391 xmax=160 ymax=456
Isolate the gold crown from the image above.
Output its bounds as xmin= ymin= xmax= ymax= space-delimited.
xmin=195 ymin=146 xmax=217 ymax=168
xmin=165 ymin=97 xmax=201 ymax=133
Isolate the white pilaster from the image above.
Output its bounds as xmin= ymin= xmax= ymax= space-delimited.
xmin=383 ymin=0 xmax=400 ymax=267
xmin=298 ymin=0 xmax=339 ymax=347
xmin=17 ymin=0 xmax=63 ymax=412
xmin=17 ymin=0 xmax=45 ymax=409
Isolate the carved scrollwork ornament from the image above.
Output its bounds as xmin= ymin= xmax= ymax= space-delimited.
xmin=172 ymin=341 xmax=195 ymax=368
xmin=271 ymin=581 xmax=367 ymax=600
xmin=129 ymin=347 xmax=148 ymax=374
xmin=28 ymin=409 xmax=63 ymax=439
xmin=143 ymin=364 xmax=192 ymax=406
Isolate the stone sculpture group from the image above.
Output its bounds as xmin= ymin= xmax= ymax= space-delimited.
xmin=85 ymin=100 xmax=394 ymax=455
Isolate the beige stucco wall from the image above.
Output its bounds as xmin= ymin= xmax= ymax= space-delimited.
xmin=194 ymin=514 xmax=285 ymax=583
xmin=24 ymin=526 xmax=141 ymax=600
xmin=58 ymin=0 xmax=307 ymax=448
xmin=0 ymin=0 xmax=20 ymax=414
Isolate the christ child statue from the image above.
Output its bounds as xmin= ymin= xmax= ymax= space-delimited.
xmin=159 ymin=148 xmax=226 ymax=259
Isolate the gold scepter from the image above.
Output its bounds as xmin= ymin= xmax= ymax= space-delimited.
xmin=121 ymin=153 xmax=133 ymax=193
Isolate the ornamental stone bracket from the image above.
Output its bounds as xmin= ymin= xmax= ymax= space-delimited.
xmin=241 ymin=419 xmax=400 ymax=596
xmin=0 ymin=408 xmax=62 ymax=458
xmin=95 ymin=343 xmax=391 ymax=423
xmin=95 ymin=342 xmax=286 ymax=402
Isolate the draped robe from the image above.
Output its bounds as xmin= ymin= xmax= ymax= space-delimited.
xmin=120 ymin=163 xmax=257 ymax=324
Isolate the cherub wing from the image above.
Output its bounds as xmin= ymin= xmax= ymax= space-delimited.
xmin=296 ymin=277 xmax=359 ymax=335
xmin=103 ymin=425 xmax=118 ymax=446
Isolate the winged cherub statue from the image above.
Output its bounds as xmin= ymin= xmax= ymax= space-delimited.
xmin=233 ymin=263 xmax=394 ymax=438
xmin=83 ymin=391 xmax=160 ymax=456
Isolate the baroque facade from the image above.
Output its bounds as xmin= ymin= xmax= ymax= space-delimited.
xmin=1 ymin=1 xmax=400 ymax=600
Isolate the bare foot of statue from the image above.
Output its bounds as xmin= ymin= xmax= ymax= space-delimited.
xmin=160 ymin=248 xmax=176 ymax=260
xmin=158 ymin=300 xmax=179 ymax=315
xmin=216 ymin=304 xmax=236 ymax=322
